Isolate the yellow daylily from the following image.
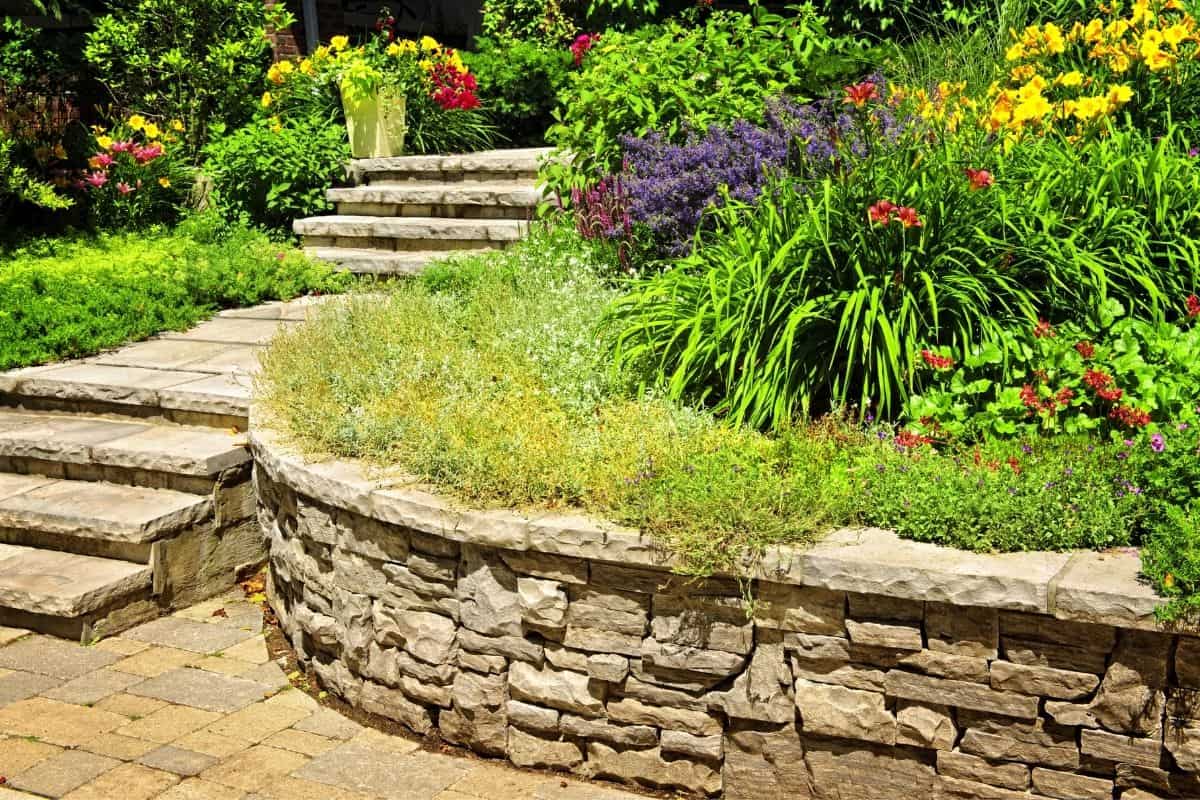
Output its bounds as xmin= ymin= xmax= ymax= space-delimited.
xmin=262 ymin=91 xmax=273 ymax=108
xmin=128 ymin=114 xmax=146 ymax=131
xmin=158 ymin=177 xmax=171 ymax=188
xmin=330 ymin=35 xmax=349 ymax=50
xmin=170 ymin=119 xmax=184 ymax=132
xmin=144 ymin=122 xmax=161 ymax=139
xmin=96 ymin=135 xmax=114 ymax=150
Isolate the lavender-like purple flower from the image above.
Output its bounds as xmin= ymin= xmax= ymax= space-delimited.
xmin=1150 ymin=433 xmax=1166 ymax=453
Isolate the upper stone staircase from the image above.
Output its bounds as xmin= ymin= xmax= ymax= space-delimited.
xmin=295 ymin=147 xmax=552 ymax=276
xmin=0 ymin=302 xmax=318 ymax=640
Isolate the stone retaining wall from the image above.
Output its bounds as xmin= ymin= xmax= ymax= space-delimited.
xmin=252 ymin=427 xmax=1200 ymax=799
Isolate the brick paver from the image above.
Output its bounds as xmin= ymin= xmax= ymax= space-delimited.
xmin=0 ymin=593 xmax=645 ymax=800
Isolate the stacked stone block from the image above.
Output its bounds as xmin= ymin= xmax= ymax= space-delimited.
xmin=258 ymin=469 xmax=1200 ymax=798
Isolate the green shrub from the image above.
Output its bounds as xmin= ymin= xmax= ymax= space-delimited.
xmin=0 ymin=213 xmax=350 ymax=370
xmin=0 ymin=134 xmax=72 ymax=228
xmin=546 ymin=6 xmax=860 ymax=184
xmin=480 ymin=0 xmax=578 ymax=44
xmin=205 ymin=115 xmax=349 ymax=231
xmin=463 ymin=37 xmax=572 ymax=146
xmin=84 ymin=0 xmax=282 ymax=151
xmin=1142 ymin=502 xmax=1200 ymax=622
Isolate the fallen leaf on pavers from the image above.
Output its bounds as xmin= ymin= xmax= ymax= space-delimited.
xmin=212 ymin=608 xmax=228 ymax=618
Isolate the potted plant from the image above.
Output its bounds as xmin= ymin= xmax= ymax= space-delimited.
xmin=326 ymin=34 xmax=407 ymax=159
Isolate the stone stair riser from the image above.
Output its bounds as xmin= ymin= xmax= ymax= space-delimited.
xmin=0 ymin=589 xmax=157 ymax=642
xmin=302 ymin=235 xmax=506 ymax=254
xmin=0 ymin=393 xmax=247 ymax=430
xmin=362 ymin=169 xmax=540 ymax=184
xmin=334 ymin=202 xmax=532 ymax=220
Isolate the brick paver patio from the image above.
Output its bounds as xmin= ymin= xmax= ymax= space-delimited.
xmin=0 ymin=593 xmax=642 ymax=800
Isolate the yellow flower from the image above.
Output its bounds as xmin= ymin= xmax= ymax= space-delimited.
xmin=170 ymin=119 xmax=184 ymax=132
xmin=1163 ymin=23 xmax=1189 ymax=46
xmin=330 ymin=35 xmax=349 ymax=50
xmin=261 ymin=91 xmax=273 ymax=108
xmin=387 ymin=42 xmax=401 ymax=56
xmin=267 ymin=63 xmax=283 ymax=83
xmin=1073 ymin=95 xmax=1109 ymax=121
xmin=278 ymin=60 xmax=293 ymax=75
xmin=1013 ymin=93 xmax=1053 ymax=123
xmin=270 ymin=117 xmax=283 ymax=134
xmin=158 ymin=177 xmax=171 ymax=188
xmin=314 ymin=45 xmax=330 ymax=60
xmin=1130 ymin=0 xmax=1151 ymax=26
xmin=53 ymin=143 xmax=67 ymax=160
xmin=144 ymin=122 xmax=161 ymax=139
xmin=419 ymin=58 xmax=433 ymax=71
xmin=1146 ymin=48 xmax=1175 ymax=70
xmin=1005 ymin=42 xmax=1026 ymax=61
xmin=1043 ymin=22 xmax=1066 ymax=54
xmin=96 ymin=135 xmax=114 ymax=150
xmin=128 ymin=114 xmax=146 ymax=131
xmin=1055 ymin=71 xmax=1085 ymax=87
xmin=1108 ymin=84 xmax=1133 ymax=105
xmin=1109 ymin=52 xmax=1132 ymax=72
xmin=299 ymin=59 xmax=315 ymax=75
xmin=396 ymin=39 xmax=418 ymax=54
xmin=1084 ymin=18 xmax=1104 ymax=42
xmin=420 ymin=35 xmax=439 ymax=51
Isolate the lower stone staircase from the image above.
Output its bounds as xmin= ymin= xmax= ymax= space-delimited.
xmin=295 ymin=147 xmax=552 ymax=276
xmin=0 ymin=301 xmax=317 ymax=640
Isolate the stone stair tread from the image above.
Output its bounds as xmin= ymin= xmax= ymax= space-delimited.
xmin=0 ymin=543 xmax=151 ymax=617
xmin=0 ymin=478 xmax=212 ymax=544
xmin=0 ymin=409 xmax=249 ymax=477
xmin=327 ymin=182 xmax=543 ymax=206
xmin=293 ymin=215 xmax=528 ymax=241
xmin=349 ymin=147 xmax=552 ymax=176
xmin=303 ymin=248 xmax=447 ymax=275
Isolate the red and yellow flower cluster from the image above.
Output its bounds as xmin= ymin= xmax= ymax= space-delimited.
xmin=77 ymin=114 xmax=180 ymax=195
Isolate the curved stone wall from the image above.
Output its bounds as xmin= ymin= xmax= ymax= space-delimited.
xmin=253 ymin=426 xmax=1200 ymax=798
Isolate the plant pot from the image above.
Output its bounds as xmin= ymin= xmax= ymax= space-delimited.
xmin=341 ymin=85 xmax=407 ymax=158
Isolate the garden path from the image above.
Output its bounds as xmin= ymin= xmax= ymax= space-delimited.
xmin=0 ymin=589 xmax=643 ymax=800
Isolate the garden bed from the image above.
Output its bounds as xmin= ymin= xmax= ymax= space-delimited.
xmin=253 ymin=421 xmax=1200 ymax=798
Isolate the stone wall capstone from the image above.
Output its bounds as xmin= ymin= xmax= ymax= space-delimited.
xmin=252 ymin=427 xmax=1200 ymax=799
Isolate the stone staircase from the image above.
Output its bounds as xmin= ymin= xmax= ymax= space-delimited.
xmin=0 ymin=302 xmax=318 ymax=641
xmin=295 ymin=147 xmax=551 ymax=276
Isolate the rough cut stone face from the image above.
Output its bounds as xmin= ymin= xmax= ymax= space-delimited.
xmin=372 ymin=604 xmax=457 ymax=665
xmin=709 ymin=642 xmax=793 ymax=724
xmin=753 ymin=583 xmax=844 ymax=635
xmin=925 ymin=603 xmax=998 ymax=659
xmin=1031 ymin=767 xmax=1114 ymax=800
xmin=506 ymin=727 xmax=582 ymax=770
xmin=1090 ymin=629 xmax=1170 ymax=736
xmin=506 ymin=700 xmax=558 ymax=734
xmin=936 ymin=750 xmax=1030 ymax=791
xmin=458 ymin=546 xmax=523 ymax=638
xmin=803 ymin=738 xmax=937 ymax=800
xmin=795 ymin=678 xmax=896 ymax=745
xmin=507 ymin=662 xmax=604 ymax=718
xmin=989 ymin=660 xmax=1101 ymax=701
xmin=722 ymin=726 xmax=812 ymax=800
xmin=896 ymin=702 xmax=956 ymax=750
xmin=884 ymin=670 xmax=1039 ymax=719
xmin=606 ymin=697 xmax=721 ymax=736
xmin=586 ymin=742 xmax=722 ymax=796
xmin=517 ymin=577 xmax=567 ymax=628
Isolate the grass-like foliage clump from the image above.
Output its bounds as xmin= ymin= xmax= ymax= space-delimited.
xmin=0 ymin=213 xmax=350 ymax=370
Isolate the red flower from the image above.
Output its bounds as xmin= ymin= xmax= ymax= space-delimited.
xmin=1006 ymin=456 xmax=1021 ymax=474
xmin=429 ymin=63 xmax=481 ymax=110
xmin=570 ymin=33 xmax=599 ymax=67
xmin=920 ymin=349 xmax=954 ymax=369
xmin=110 ymin=140 xmax=134 ymax=153
xmin=132 ymin=144 xmax=163 ymax=164
xmin=867 ymin=199 xmax=895 ymax=225
xmin=1082 ymin=369 xmax=1112 ymax=390
xmin=964 ymin=168 xmax=994 ymax=190
xmin=844 ymin=81 xmax=880 ymax=108
xmin=1019 ymin=384 xmax=1039 ymax=408
xmin=1110 ymin=405 xmax=1151 ymax=427
xmin=1187 ymin=294 xmax=1200 ymax=318
xmin=1033 ymin=318 xmax=1055 ymax=338
xmin=895 ymin=206 xmax=922 ymax=228
xmin=1074 ymin=340 xmax=1095 ymax=358
xmin=1096 ymin=386 xmax=1124 ymax=402
xmin=1056 ymin=387 xmax=1076 ymax=404
xmin=88 ymin=153 xmax=114 ymax=170
xmin=116 ymin=181 xmax=134 ymax=195
xmin=895 ymin=430 xmax=933 ymax=448
xmin=84 ymin=171 xmax=108 ymax=188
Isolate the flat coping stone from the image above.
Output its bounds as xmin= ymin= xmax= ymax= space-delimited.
xmin=159 ymin=317 xmax=297 ymax=346
xmin=327 ymin=182 xmax=543 ymax=206
xmin=0 ymin=546 xmax=152 ymax=617
xmin=349 ymin=147 xmax=553 ymax=176
xmin=251 ymin=421 xmax=1190 ymax=634
xmin=291 ymin=215 xmax=528 ymax=241
xmin=0 ymin=479 xmax=212 ymax=543
xmin=157 ymin=374 xmax=253 ymax=419
xmin=0 ymin=364 xmax=215 ymax=407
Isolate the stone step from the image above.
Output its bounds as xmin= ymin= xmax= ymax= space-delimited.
xmin=0 ymin=473 xmax=212 ymax=548
xmin=328 ymin=182 xmax=543 ymax=220
xmin=0 ymin=362 xmax=253 ymax=429
xmin=293 ymin=216 xmax=528 ymax=250
xmin=0 ymin=542 xmax=153 ymax=639
xmin=303 ymin=248 xmax=446 ymax=276
xmin=0 ymin=409 xmax=250 ymax=492
xmin=347 ymin=147 xmax=552 ymax=185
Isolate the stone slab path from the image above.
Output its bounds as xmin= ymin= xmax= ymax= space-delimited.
xmin=0 ymin=592 xmax=642 ymax=800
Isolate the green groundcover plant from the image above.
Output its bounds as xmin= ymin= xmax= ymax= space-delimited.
xmin=0 ymin=213 xmax=350 ymax=370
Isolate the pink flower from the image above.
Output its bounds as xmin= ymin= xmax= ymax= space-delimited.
xmin=895 ymin=206 xmax=922 ymax=228
xmin=132 ymin=144 xmax=163 ymax=164
xmin=867 ymin=199 xmax=896 ymax=225
xmin=116 ymin=181 xmax=134 ymax=195
xmin=88 ymin=153 xmax=114 ymax=170
xmin=85 ymin=171 xmax=108 ymax=188
xmin=570 ymin=33 xmax=598 ymax=67
xmin=110 ymin=140 xmax=134 ymax=153
xmin=964 ymin=168 xmax=994 ymax=190
xmin=844 ymin=81 xmax=880 ymax=108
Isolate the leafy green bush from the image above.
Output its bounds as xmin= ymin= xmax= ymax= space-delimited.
xmin=0 ymin=213 xmax=350 ymax=370
xmin=205 ymin=115 xmax=348 ymax=231
xmin=480 ymin=0 xmax=578 ymax=44
xmin=1142 ymin=503 xmax=1200 ymax=621
xmin=546 ymin=6 xmax=859 ymax=183
xmin=84 ymin=0 xmax=281 ymax=151
xmin=463 ymin=37 xmax=572 ymax=146
xmin=0 ymin=134 xmax=72 ymax=228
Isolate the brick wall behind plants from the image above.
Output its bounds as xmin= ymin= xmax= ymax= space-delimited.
xmin=253 ymin=434 xmax=1200 ymax=799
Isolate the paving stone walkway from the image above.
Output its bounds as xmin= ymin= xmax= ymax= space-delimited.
xmin=0 ymin=593 xmax=642 ymax=800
